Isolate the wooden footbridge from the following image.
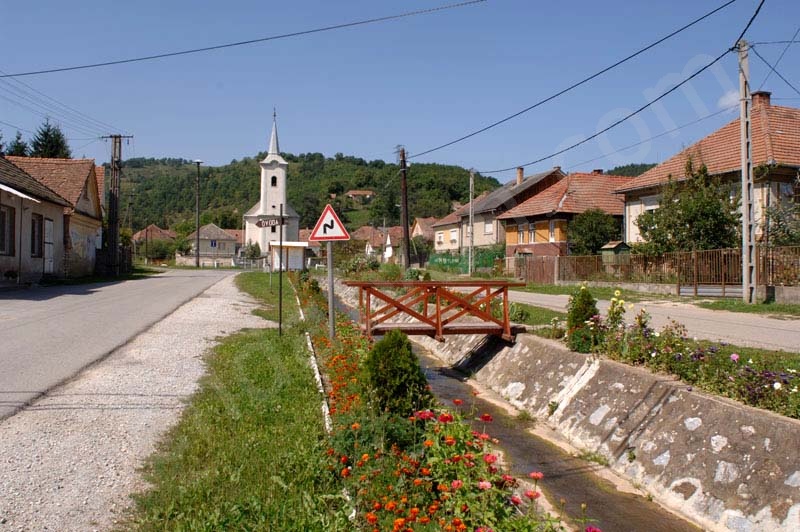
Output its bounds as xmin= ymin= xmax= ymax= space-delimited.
xmin=343 ymin=280 xmax=526 ymax=342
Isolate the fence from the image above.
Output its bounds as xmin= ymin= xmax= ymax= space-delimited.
xmin=507 ymin=246 xmax=800 ymax=294
xmin=429 ymin=248 xmax=505 ymax=274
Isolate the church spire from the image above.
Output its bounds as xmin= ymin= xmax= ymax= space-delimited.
xmin=268 ymin=108 xmax=279 ymax=156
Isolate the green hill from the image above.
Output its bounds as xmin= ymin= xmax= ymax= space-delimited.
xmin=119 ymin=153 xmax=500 ymax=233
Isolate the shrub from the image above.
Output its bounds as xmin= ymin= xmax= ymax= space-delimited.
xmin=566 ymin=285 xmax=599 ymax=352
xmin=404 ymin=267 xmax=422 ymax=280
xmin=362 ymin=330 xmax=433 ymax=417
xmin=378 ymin=262 xmax=403 ymax=281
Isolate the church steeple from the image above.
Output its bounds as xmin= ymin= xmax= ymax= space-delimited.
xmin=268 ymin=108 xmax=279 ymax=156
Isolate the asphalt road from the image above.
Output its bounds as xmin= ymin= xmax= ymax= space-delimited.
xmin=509 ymin=290 xmax=800 ymax=353
xmin=0 ymin=269 xmax=235 ymax=420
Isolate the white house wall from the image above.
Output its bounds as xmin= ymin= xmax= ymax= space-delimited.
xmin=65 ymin=213 xmax=101 ymax=277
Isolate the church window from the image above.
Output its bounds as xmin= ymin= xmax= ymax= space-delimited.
xmin=271 ymin=176 xmax=277 ymax=187
xmin=271 ymin=226 xmax=276 ymax=233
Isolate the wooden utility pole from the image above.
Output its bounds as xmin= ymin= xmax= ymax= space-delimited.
xmin=102 ymin=134 xmax=133 ymax=275
xmin=739 ymin=40 xmax=756 ymax=303
xmin=399 ymin=147 xmax=411 ymax=268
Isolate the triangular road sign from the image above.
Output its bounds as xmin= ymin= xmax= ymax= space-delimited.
xmin=308 ymin=204 xmax=350 ymax=241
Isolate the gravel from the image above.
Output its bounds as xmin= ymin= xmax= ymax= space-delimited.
xmin=0 ymin=276 xmax=272 ymax=531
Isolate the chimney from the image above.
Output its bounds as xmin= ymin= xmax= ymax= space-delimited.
xmin=592 ymin=169 xmax=603 ymax=175
xmin=553 ymin=166 xmax=561 ymax=172
xmin=516 ymin=167 xmax=524 ymax=186
xmin=752 ymin=91 xmax=771 ymax=108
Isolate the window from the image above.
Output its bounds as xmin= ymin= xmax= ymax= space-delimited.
xmin=528 ymin=223 xmax=535 ymax=243
xmin=642 ymin=195 xmax=659 ymax=212
xmin=484 ymin=220 xmax=493 ymax=234
xmin=31 ymin=213 xmax=43 ymax=257
xmin=0 ymin=204 xmax=15 ymax=256
xmin=449 ymin=229 xmax=457 ymax=242
xmin=271 ymin=175 xmax=277 ymax=187
xmin=552 ymin=220 xmax=567 ymax=242
xmin=517 ymin=224 xmax=525 ymax=244
xmin=436 ymin=231 xmax=444 ymax=243
xmin=271 ymin=226 xmax=276 ymax=233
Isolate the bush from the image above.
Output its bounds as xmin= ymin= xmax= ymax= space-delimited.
xmin=378 ymin=262 xmax=403 ymax=281
xmin=404 ymin=267 xmax=422 ymax=280
xmin=362 ymin=330 xmax=433 ymax=417
xmin=566 ymin=285 xmax=599 ymax=352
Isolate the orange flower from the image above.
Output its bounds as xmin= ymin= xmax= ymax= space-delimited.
xmin=423 ymin=439 xmax=434 ymax=448
xmin=351 ymin=422 xmax=361 ymax=430
xmin=365 ymin=512 xmax=378 ymax=524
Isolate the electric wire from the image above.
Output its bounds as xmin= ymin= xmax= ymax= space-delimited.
xmin=756 ymin=26 xmax=800 ymax=90
xmin=409 ymin=0 xmax=738 ymax=159
xmin=565 ymin=105 xmax=737 ymax=171
xmin=0 ymin=68 xmax=124 ymax=133
xmin=0 ymin=119 xmax=35 ymax=134
xmin=751 ymin=45 xmax=800 ymax=97
xmin=750 ymin=40 xmax=800 ymax=45
xmin=0 ymin=0 xmax=486 ymax=79
xmin=479 ymin=0 xmax=765 ymax=174
xmin=0 ymin=84 xmax=106 ymax=136
xmin=0 ymin=92 xmax=102 ymax=137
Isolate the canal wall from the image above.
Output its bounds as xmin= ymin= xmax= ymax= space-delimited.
xmin=334 ymin=281 xmax=800 ymax=532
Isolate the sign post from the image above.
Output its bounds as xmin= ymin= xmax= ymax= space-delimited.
xmin=308 ymin=204 xmax=350 ymax=339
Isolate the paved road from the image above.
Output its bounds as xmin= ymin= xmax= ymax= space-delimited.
xmin=509 ymin=290 xmax=800 ymax=353
xmin=0 ymin=269 xmax=235 ymax=420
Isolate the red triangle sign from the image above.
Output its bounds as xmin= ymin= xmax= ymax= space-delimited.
xmin=308 ymin=204 xmax=350 ymax=241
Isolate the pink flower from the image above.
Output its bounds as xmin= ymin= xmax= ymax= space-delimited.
xmin=478 ymin=480 xmax=492 ymax=490
xmin=730 ymin=353 xmax=739 ymax=362
xmin=585 ymin=527 xmax=603 ymax=532
xmin=438 ymin=412 xmax=454 ymax=423
xmin=528 ymin=471 xmax=544 ymax=481
xmin=414 ymin=410 xmax=434 ymax=420
xmin=478 ymin=432 xmax=490 ymax=440
xmin=483 ymin=453 xmax=498 ymax=464
xmin=510 ymin=495 xmax=522 ymax=506
xmin=451 ymin=479 xmax=463 ymax=490
xmin=525 ymin=490 xmax=541 ymax=500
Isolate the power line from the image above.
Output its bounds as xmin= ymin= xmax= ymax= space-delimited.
xmin=0 ymin=0 xmax=486 ymax=79
xmin=0 ymin=92 xmax=102 ymax=137
xmin=480 ymin=0 xmax=765 ymax=174
xmin=0 ymin=68 xmax=124 ymax=133
xmin=409 ymin=0 xmax=738 ymax=159
xmin=565 ymin=105 xmax=737 ymax=171
xmin=756 ymin=26 xmax=800 ymax=90
xmin=0 ymin=83 xmax=106 ymax=136
xmin=751 ymin=45 xmax=800 ymax=97
xmin=0 ymin=119 xmax=35 ymax=134
xmin=750 ymin=40 xmax=800 ymax=45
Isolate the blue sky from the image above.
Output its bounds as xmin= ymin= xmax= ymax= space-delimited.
xmin=2 ymin=0 xmax=798 ymax=182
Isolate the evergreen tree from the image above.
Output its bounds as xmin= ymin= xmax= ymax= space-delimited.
xmin=6 ymin=131 xmax=30 ymax=156
xmin=30 ymin=120 xmax=71 ymax=158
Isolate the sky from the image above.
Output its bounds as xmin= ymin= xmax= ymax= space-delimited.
xmin=2 ymin=0 xmax=799 ymax=183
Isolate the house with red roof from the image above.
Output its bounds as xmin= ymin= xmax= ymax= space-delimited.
xmin=132 ymin=224 xmax=177 ymax=244
xmin=617 ymin=91 xmax=800 ymax=243
xmin=411 ymin=216 xmax=437 ymax=242
xmin=351 ymin=225 xmax=385 ymax=257
xmin=8 ymin=156 xmax=103 ymax=277
xmin=498 ymin=170 xmax=630 ymax=256
xmin=1 ymin=156 xmax=71 ymax=282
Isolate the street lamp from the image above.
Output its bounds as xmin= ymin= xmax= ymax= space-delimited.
xmin=194 ymin=160 xmax=202 ymax=268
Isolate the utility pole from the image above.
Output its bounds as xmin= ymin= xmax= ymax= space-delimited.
xmin=468 ymin=169 xmax=475 ymax=276
xmin=739 ymin=40 xmax=756 ymax=303
xmin=399 ymin=147 xmax=411 ymax=268
xmin=194 ymin=160 xmax=203 ymax=268
xmin=102 ymin=134 xmax=133 ymax=276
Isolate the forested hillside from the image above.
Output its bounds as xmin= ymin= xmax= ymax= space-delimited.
xmin=120 ymin=153 xmax=500 ymax=232
xmin=607 ymin=163 xmax=657 ymax=177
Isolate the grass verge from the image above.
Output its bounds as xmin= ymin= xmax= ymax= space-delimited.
xmin=236 ymin=271 xmax=300 ymax=322
xmin=124 ymin=273 xmax=349 ymax=531
xmin=695 ymin=299 xmax=800 ymax=317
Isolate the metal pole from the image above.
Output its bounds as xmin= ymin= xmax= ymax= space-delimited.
xmin=279 ymin=204 xmax=283 ymax=336
xmin=739 ymin=40 xmax=756 ymax=303
xmin=399 ymin=147 xmax=411 ymax=268
xmin=328 ymin=240 xmax=335 ymax=339
xmin=194 ymin=160 xmax=201 ymax=268
xmin=469 ymin=169 xmax=474 ymax=276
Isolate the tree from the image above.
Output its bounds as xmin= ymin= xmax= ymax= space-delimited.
xmin=607 ymin=163 xmax=657 ymax=177
xmin=6 ymin=131 xmax=29 ymax=156
xmin=30 ymin=120 xmax=71 ymax=158
xmin=634 ymin=162 xmax=739 ymax=254
xmin=568 ymin=209 xmax=621 ymax=255
xmin=243 ymin=242 xmax=261 ymax=259
xmin=764 ymin=201 xmax=800 ymax=246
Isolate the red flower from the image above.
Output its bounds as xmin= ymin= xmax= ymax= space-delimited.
xmin=483 ymin=453 xmax=498 ymax=464
xmin=480 ymin=413 xmax=493 ymax=422
xmin=365 ymin=512 xmax=378 ymax=524
xmin=438 ymin=412 xmax=454 ymax=423
xmin=510 ymin=495 xmax=522 ymax=506
xmin=453 ymin=398 xmax=463 ymax=406
xmin=528 ymin=471 xmax=544 ymax=481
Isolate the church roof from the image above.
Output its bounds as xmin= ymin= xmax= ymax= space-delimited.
xmin=261 ymin=112 xmax=287 ymax=165
xmin=244 ymin=201 xmax=299 ymax=218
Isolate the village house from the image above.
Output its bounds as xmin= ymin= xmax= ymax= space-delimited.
xmin=351 ymin=225 xmax=385 ymax=258
xmin=8 ymin=156 xmax=104 ymax=277
xmin=617 ymin=91 xmax=800 ymax=243
xmin=132 ymin=224 xmax=177 ymax=245
xmin=498 ymin=170 xmax=630 ymax=257
xmin=411 ymin=216 xmax=437 ymax=242
xmin=344 ymin=189 xmax=374 ymax=204
xmin=181 ymin=223 xmax=237 ymax=267
xmin=1 ymin=156 xmax=71 ymax=283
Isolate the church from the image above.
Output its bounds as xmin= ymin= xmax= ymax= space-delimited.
xmin=243 ymin=114 xmax=307 ymax=270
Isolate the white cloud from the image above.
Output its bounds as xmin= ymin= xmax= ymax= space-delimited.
xmin=717 ymin=90 xmax=739 ymax=110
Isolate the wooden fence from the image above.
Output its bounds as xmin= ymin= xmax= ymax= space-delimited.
xmin=506 ymin=246 xmax=800 ymax=294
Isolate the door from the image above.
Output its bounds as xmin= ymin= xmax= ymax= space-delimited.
xmin=44 ymin=219 xmax=54 ymax=274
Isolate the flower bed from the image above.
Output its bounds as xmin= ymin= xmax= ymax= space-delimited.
xmin=296 ymin=276 xmax=595 ymax=532
xmin=567 ymin=286 xmax=800 ymax=419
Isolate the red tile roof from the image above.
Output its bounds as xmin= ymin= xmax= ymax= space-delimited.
xmin=351 ymin=225 xmax=386 ymax=248
xmin=412 ymin=216 xmax=437 ymax=240
xmin=617 ymin=94 xmax=800 ymax=193
xmin=432 ymin=192 xmax=489 ymax=228
xmin=345 ymin=189 xmax=374 ymax=197
xmin=385 ymin=226 xmax=406 ymax=245
xmin=132 ymin=224 xmax=177 ymax=242
xmin=7 ymin=156 xmax=99 ymax=217
xmin=224 ymin=229 xmax=244 ymax=244
xmin=499 ymin=173 xmax=630 ymax=219
xmin=299 ymin=228 xmax=321 ymax=248
xmin=95 ymin=166 xmax=105 ymax=208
